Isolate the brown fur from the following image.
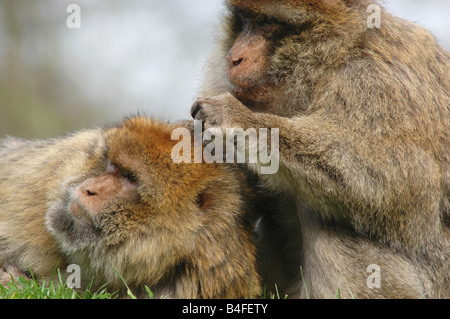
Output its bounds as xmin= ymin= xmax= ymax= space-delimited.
xmin=0 ymin=116 xmax=261 ymax=299
xmin=194 ymin=0 xmax=450 ymax=298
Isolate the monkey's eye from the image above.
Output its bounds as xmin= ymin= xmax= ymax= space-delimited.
xmin=120 ymin=169 xmax=138 ymax=183
xmin=108 ymin=161 xmax=139 ymax=183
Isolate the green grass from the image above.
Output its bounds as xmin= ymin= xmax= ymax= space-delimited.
xmin=1 ymin=277 xmax=279 ymax=300
xmin=1 ymin=274 xmax=286 ymax=299
xmin=0 ymin=268 xmax=120 ymax=299
xmin=0 ymin=266 xmax=163 ymax=299
xmin=261 ymin=284 xmax=289 ymax=299
xmin=0 ymin=268 xmax=357 ymax=299
xmin=0 ymin=266 xmax=281 ymax=299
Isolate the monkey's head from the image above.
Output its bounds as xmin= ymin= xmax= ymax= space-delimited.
xmin=46 ymin=117 xmax=258 ymax=296
xmin=204 ymin=0 xmax=373 ymax=114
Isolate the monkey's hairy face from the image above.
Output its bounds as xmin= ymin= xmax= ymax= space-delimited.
xmin=217 ymin=0 xmax=364 ymax=114
xmin=225 ymin=8 xmax=287 ymax=108
xmin=46 ymin=117 xmax=243 ymax=280
xmin=46 ymin=164 xmax=141 ymax=252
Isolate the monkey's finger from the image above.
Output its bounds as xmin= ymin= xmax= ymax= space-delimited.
xmin=190 ymin=101 xmax=203 ymax=120
xmin=191 ymin=100 xmax=215 ymax=122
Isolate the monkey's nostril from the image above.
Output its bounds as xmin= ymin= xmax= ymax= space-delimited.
xmin=233 ymin=58 xmax=244 ymax=67
xmin=86 ymin=190 xmax=97 ymax=196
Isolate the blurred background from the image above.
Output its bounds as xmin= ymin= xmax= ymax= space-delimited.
xmin=0 ymin=0 xmax=449 ymax=138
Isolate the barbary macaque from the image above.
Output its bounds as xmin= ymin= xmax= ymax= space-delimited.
xmin=193 ymin=0 xmax=450 ymax=298
xmin=0 ymin=116 xmax=261 ymax=298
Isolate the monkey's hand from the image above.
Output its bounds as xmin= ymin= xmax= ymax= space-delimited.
xmin=0 ymin=263 xmax=30 ymax=287
xmin=191 ymin=93 xmax=253 ymax=131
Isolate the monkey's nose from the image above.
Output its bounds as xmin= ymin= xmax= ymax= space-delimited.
xmin=86 ymin=189 xmax=97 ymax=196
xmin=232 ymin=57 xmax=244 ymax=67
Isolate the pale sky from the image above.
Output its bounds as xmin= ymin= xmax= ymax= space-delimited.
xmin=4 ymin=1 xmax=449 ymax=124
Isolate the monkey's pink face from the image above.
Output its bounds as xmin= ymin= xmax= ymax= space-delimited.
xmin=226 ymin=9 xmax=302 ymax=110
xmin=227 ymin=17 xmax=277 ymax=105
xmin=46 ymin=161 xmax=143 ymax=252
xmin=70 ymin=162 xmax=139 ymax=222
xmin=228 ymin=21 xmax=274 ymax=88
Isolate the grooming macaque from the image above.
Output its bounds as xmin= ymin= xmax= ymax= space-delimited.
xmin=193 ymin=0 xmax=450 ymax=298
xmin=0 ymin=117 xmax=261 ymax=298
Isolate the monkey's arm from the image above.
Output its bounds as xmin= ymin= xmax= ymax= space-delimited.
xmin=192 ymin=93 xmax=442 ymax=249
xmin=193 ymin=94 xmax=382 ymax=209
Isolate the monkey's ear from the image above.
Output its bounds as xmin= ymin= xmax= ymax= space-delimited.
xmin=195 ymin=191 xmax=212 ymax=210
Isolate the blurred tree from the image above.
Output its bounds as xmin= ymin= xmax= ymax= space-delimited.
xmin=0 ymin=0 xmax=103 ymax=139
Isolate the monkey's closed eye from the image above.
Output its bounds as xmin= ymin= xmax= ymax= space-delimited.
xmin=107 ymin=161 xmax=138 ymax=183
xmin=120 ymin=169 xmax=138 ymax=183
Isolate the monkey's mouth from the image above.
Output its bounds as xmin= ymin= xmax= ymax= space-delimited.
xmin=70 ymin=200 xmax=97 ymax=226
xmin=232 ymin=84 xmax=272 ymax=106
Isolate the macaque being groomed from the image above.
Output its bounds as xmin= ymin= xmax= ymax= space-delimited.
xmin=192 ymin=0 xmax=450 ymax=298
xmin=0 ymin=116 xmax=261 ymax=298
